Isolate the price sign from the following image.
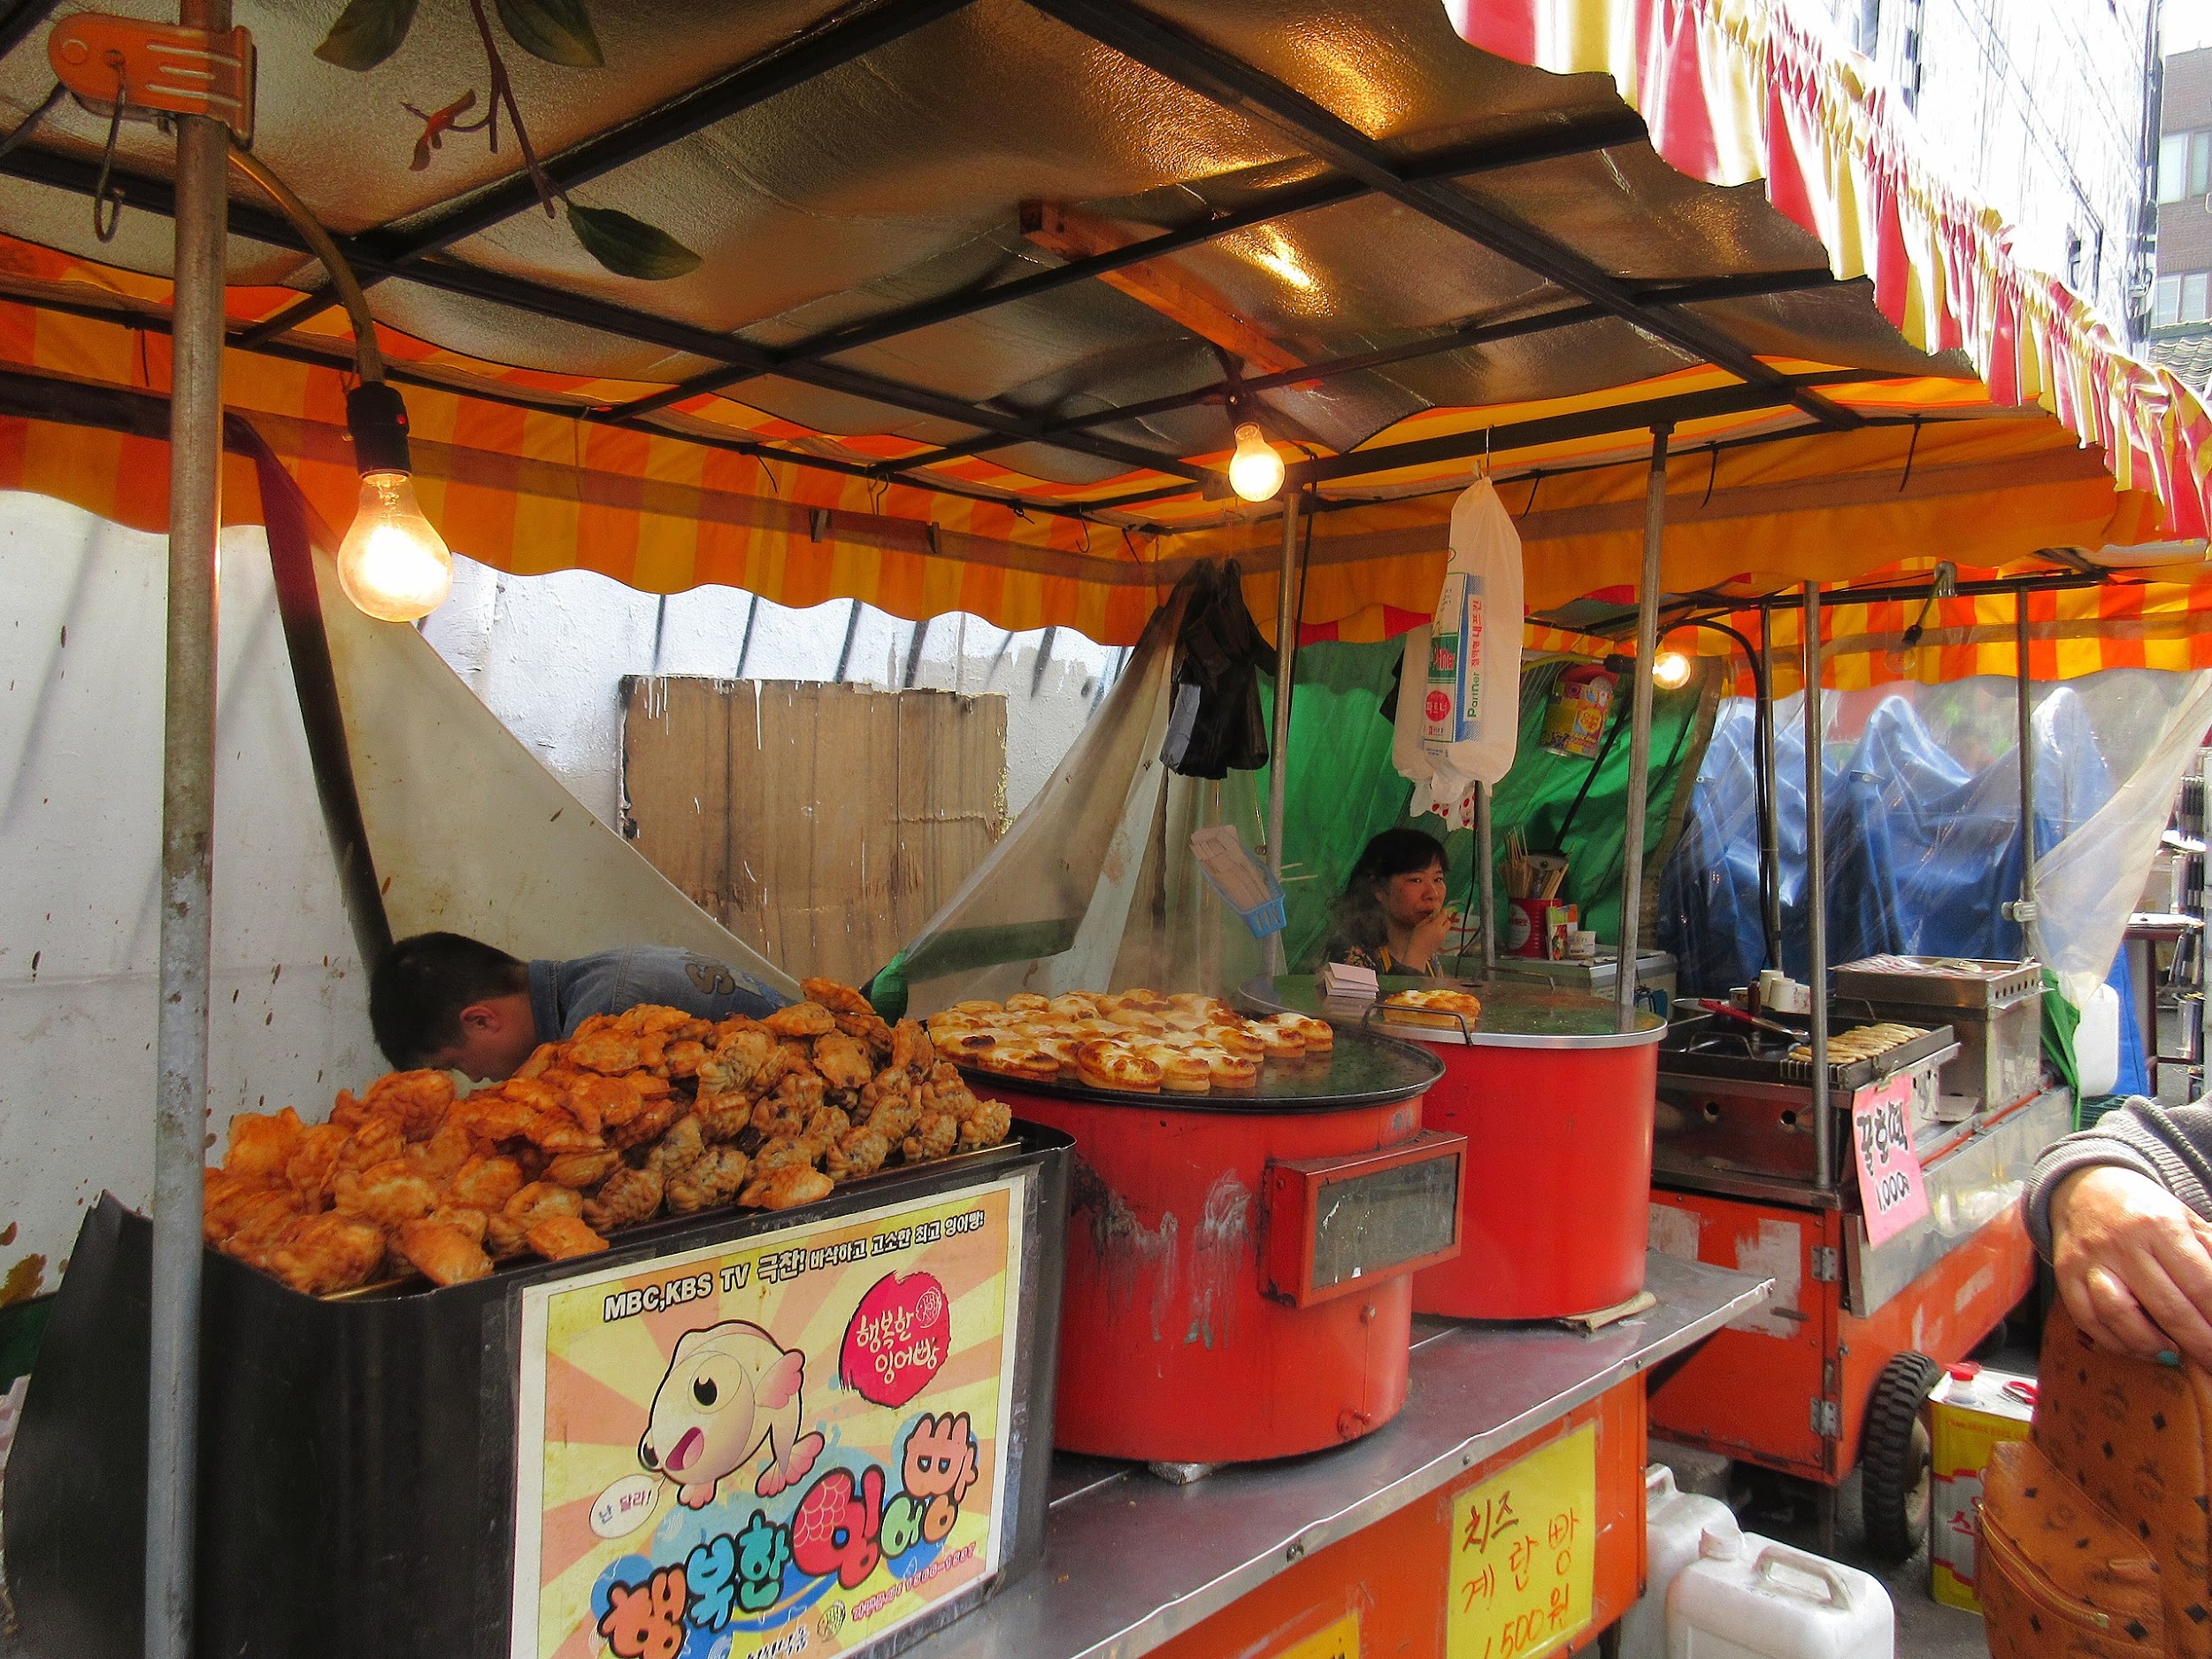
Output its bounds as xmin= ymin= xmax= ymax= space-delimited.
xmin=1852 ymin=1071 xmax=1931 ymax=1247
xmin=1448 ymin=1423 xmax=1594 ymax=1659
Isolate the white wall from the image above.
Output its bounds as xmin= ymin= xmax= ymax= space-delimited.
xmin=419 ymin=555 xmax=1128 ymax=831
xmin=0 ymin=495 xmax=380 ymax=1283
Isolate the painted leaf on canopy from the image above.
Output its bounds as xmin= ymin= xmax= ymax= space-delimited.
xmin=568 ymin=205 xmax=703 ymax=280
xmin=315 ymin=0 xmax=420 ymax=70
xmin=494 ymin=0 xmax=603 ymax=67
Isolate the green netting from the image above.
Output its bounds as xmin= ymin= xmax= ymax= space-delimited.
xmin=1255 ymin=646 xmax=1708 ymax=972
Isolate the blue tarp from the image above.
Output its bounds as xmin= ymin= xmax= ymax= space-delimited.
xmin=1658 ymin=687 xmax=2147 ymax=1095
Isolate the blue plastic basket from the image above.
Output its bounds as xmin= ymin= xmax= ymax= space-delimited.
xmin=1199 ymin=865 xmax=1287 ymax=938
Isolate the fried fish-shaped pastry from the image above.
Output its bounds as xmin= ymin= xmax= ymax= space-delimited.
xmin=223 ymin=1108 xmax=304 ymax=1181
xmin=645 ymin=1115 xmax=707 ymax=1179
xmin=582 ymin=1166 xmax=664 ymax=1232
xmin=333 ymin=1159 xmax=440 ymax=1230
xmin=889 ymin=1019 xmax=935 ymax=1075
xmin=802 ymin=1105 xmax=852 ymax=1145
xmin=664 ymin=1147 xmax=750 ymax=1215
xmin=764 ymin=1001 xmax=836 ymax=1040
xmin=955 ymin=1095 xmax=1012 ymax=1150
xmin=740 ymin=1166 xmax=833 ymax=1210
xmin=902 ymin=1110 xmax=958 ymax=1164
xmin=698 ymin=1026 xmax=777 ymax=1096
xmin=204 ymin=1174 xmax=299 ymax=1251
xmin=693 ymin=1089 xmax=752 ymax=1142
xmin=336 ymin=1113 xmax=409 ymax=1172
xmin=662 ymin=1039 xmax=709 ymax=1079
xmin=513 ymin=1042 xmax=560 ymax=1079
xmin=826 ymin=1126 xmax=890 ymax=1181
xmin=283 ymin=1122 xmax=350 ymax=1202
xmin=542 ymin=1148 xmax=624 ymax=1190
xmin=811 ymin=1032 xmax=874 ymax=1092
xmin=408 ymin=1121 xmax=475 ymax=1186
xmin=423 ymin=1202 xmax=489 ymax=1245
xmin=398 ymin=1218 xmax=493 ymax=1286
xmin=606 ymin=1091 xmax=683 ymax=1151
xmin=504 ymin=1180 xmax=584 ymax=1230
xmin=445 ymin=1153 xmax=525 ymax=1213
xmin=265 ymin=1213 xmax=386 ymax=1296
xmin=750 ymin=1136 xmax=823 ymax=1178
xmin=362 ymin=1070 xmax=457 ymax=1141
xmin=834 ymin=1012 xmax=895 ymax=1059
xmin=801 ymin=978 xmax=876 ymax=1018
xmin=526 ymin=1216 xmax=610 ymax=1260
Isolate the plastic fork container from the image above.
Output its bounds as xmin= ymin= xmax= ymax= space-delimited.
xmin=1667 ymin=1530 xmax=1894 ymax=1658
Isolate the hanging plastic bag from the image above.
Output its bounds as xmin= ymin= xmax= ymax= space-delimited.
xmin=1394 ymin=479 xmax=1523 ymax=812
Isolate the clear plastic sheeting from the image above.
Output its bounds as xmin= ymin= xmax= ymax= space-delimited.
xmin=1658 ymin=672 xmax=2212 ymax=1023
xmin=878 ymin=569 xmax=1266 ymax=1016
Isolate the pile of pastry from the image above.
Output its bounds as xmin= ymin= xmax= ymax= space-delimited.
xmin=202 ymin=978 xmax=1011 ymax=1297
xmin=1787 ymin=1023 xmax=1926 ymax=1065
xmin=925 ymin=989 xmax=1334 ymax=1095
xmin=1380 ymin=987 xmax=1484 ymax=1027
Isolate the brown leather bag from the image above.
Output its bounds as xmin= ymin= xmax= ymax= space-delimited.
xmin=1979 ymin=1306 xmax=2212 ymax=1657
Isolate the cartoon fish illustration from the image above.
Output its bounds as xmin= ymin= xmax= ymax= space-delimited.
xmin=639 ymin=1320 xmax=826 ymax=1508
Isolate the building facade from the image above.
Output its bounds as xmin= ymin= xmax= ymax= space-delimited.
xmin=2152 ymin=44 xmax=2212 ymax=387
xmin=1810 ymin=0 xmax=2158 ymax=344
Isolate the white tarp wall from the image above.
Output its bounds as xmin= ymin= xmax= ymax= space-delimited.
xmin=0 ymin=494 xmax=379 ymax=1287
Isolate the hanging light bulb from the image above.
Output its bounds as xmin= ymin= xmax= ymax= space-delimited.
xmin=1651 ymin=649 xmax=1693 ymax=689
xmin=337 ymin=382 xmax=451 ymax=622
xmin=1227 ymin=421 xmax=1286 ymax=503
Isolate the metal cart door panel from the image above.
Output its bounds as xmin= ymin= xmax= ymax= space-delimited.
xmin=1647 ymin=1191 xmax=1839 ymax=1479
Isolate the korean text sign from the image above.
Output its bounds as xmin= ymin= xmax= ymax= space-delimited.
xmin=1851 ymin=1072 xmax=1931 ymax=1248
xmin=1448 ymin=1423 xmax=1595 ymax=1659
xmin=511 ymin=1175 xmax=1027 ymax=1659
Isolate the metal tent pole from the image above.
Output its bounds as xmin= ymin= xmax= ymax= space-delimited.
xmin=150 ymin=2 xmax=230 ymax=1651
xmin=1264 ymin=488 xmax=1302 ymax=975
xmin=1757 ymin=604 xmax=1784 ymax=972
xmin=2015 ymin=592 xmax=2040 ymax=959
xmin=1475 ymin=781 xmax=1495 ymax=972
xmin=1804 ymin=581 xmax=1832 ymax=1190
xmin=1615 ymin=425 xmax=1671 ymax=1031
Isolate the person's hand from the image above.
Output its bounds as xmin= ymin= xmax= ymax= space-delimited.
xmin=2050 ymin=1164 xmax=2212 ymax=1370
xmin=1406 ymin=904 xmax=1454 ymax=972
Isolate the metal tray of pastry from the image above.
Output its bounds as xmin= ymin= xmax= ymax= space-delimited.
xmin=956 ymin=1024 xmax=1444 ymax=1112
xmin=1658 ymin=1020 xmax=1959 ymax=1093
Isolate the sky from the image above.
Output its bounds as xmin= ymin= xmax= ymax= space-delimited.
xmin=2171 ymin=0 xmax=2212 ymax=54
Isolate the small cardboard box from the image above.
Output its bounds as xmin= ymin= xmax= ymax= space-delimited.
xmin=1929 ymin=1363 xmax=2039 ymax=1613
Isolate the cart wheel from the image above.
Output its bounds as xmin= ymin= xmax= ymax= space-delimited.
xmin=1861 ymin=1349 xmax=1943 ymax=1562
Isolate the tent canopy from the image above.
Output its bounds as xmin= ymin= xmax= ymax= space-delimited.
xmin=0 ymin=0 xmax=2202 ymax=644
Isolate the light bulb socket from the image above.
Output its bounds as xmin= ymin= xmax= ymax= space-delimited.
xmin=347 ymin=381 xmax=413 ymax=477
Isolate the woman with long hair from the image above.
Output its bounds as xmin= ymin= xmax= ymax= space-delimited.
xmin=1324 ymin=826 xmax=1454 ymax=975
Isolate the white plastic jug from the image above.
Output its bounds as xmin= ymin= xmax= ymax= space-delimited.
xmin=1667 ymin=1527 xmax=1893 ymax=1659
xmin=1620 ymin=1465 xmax=1741 ymax=1659
xmin=2075 ymin=979 xmax=2121 ymax=1098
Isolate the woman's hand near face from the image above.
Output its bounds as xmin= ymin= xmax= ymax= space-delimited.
xmin=1406 ymin=902 xmax=1454 ymax=969
xmin=2051 ymin=1164 xmax=2212 ymax=1370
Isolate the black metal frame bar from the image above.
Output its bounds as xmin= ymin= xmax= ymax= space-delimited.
xmin=238 ymin=0 xmax=983 ymax=347
xmin=895 ymin=267 xmax=1846 ymax=472
xmin=611 ymin=109 xmax=1655 ymax=418
xmin=1021 ymin=0 xmax=1861 ymax=431
xmin=0 ymin=144 xmax=1211 ymax=482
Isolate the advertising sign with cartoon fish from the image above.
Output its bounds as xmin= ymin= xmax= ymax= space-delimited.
xmin=511 ymin=1175 xmax=1026 ymax=1659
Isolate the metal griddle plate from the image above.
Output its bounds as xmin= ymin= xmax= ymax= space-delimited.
xmin=955 ymin=1025 xmax=1444 ymax=1113
xmin=1658 ymin=1020 xmax=1959 ymax=1094
xmin=1239 ymin=973 xmax=1664 ymax=1050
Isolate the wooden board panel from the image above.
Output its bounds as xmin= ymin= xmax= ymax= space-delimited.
xmin=621 ymin=677 xmax=1006 ymax=987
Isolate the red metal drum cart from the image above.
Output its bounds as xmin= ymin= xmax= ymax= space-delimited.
xmin=1244 ymin=976 xmax=1664 ymax=1319
xmin=961 ymin=1027 xmax=1465 ymax=1467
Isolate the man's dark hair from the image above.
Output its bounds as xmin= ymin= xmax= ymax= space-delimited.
xmin=370 ymin=932 xmax=527 ymax=1067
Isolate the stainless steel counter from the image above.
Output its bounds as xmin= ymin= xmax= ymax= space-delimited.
xmin=907 ymin=1252 xmax=1772 ymax=1659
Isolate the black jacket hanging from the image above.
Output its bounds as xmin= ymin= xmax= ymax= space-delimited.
xmin=1160 ymin=559 xmax=1278 ymax=779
